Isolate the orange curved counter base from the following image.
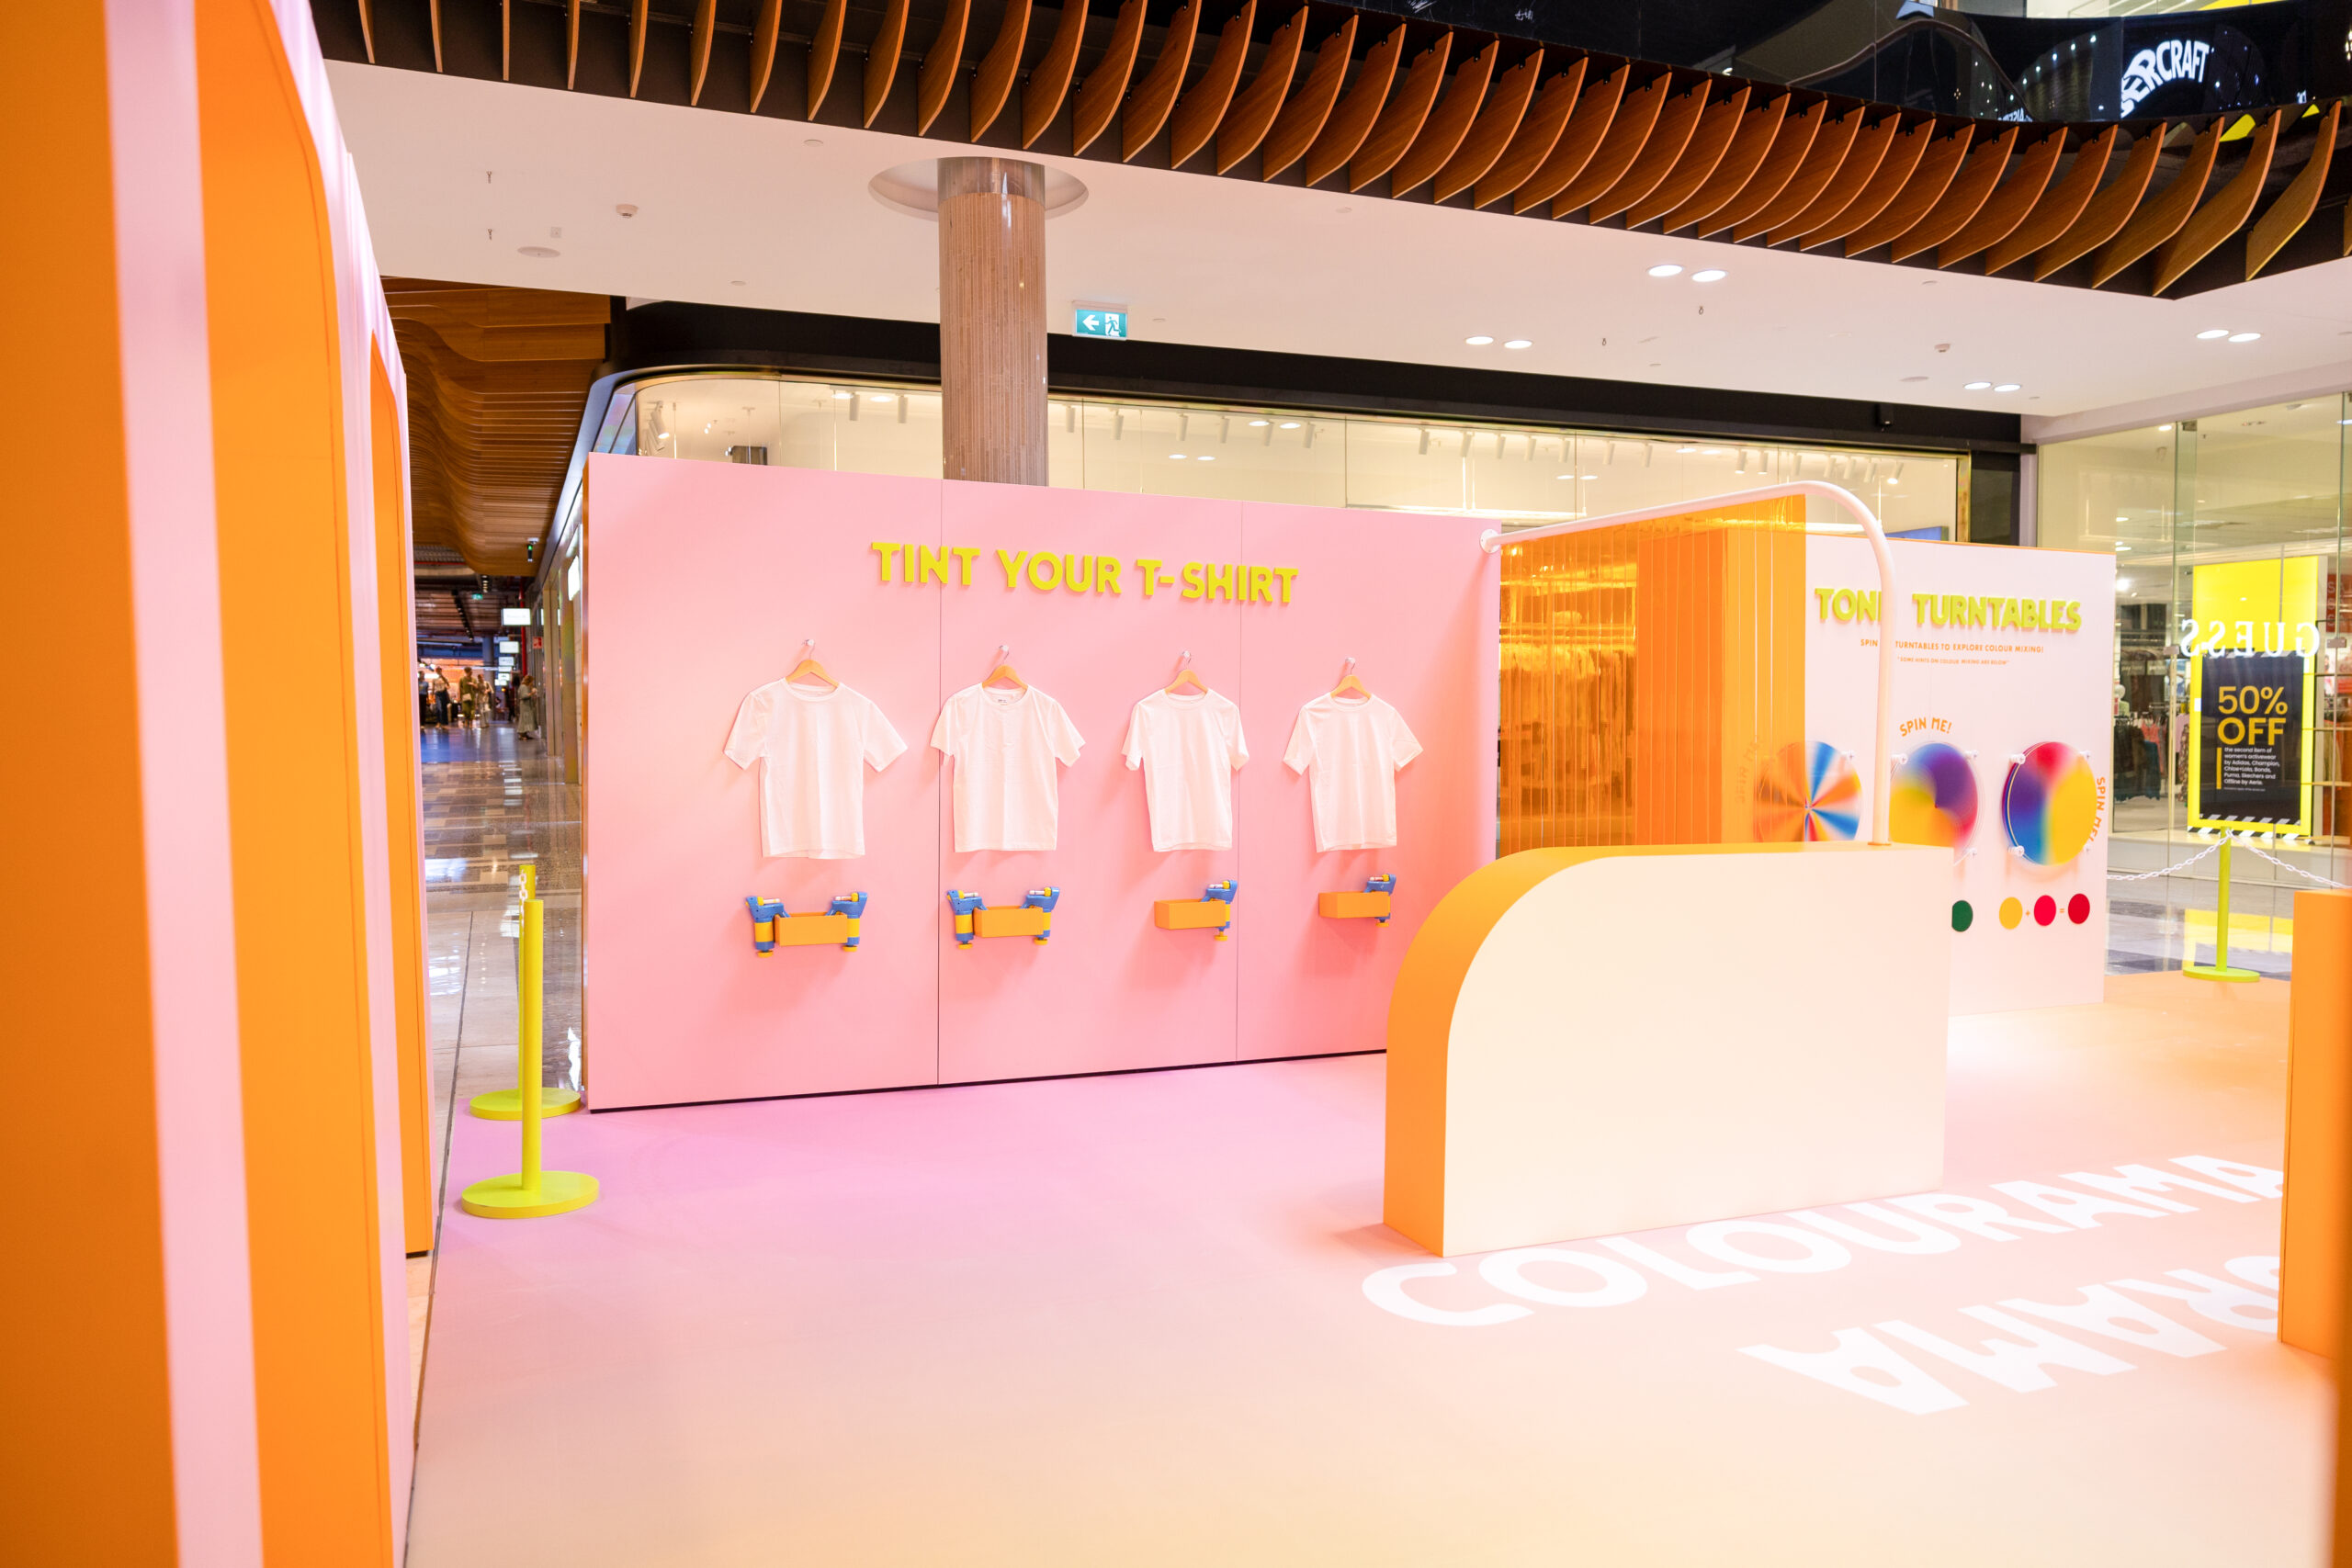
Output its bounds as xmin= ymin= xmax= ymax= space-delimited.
xmin=1385 ymin=842 xmax=1951 ymax=1257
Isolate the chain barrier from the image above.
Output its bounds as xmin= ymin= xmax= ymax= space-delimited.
xmin=2107 ymin=841 xmax=2222 ymax=883
xmin=2243 ymin=842 xmax=2352 ymax=890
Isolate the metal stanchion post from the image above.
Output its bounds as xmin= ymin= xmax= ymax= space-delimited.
xmin=470 ymin=862 xmax=582 ymax=1119
xmin=461 ymin=877 xmax=599 ymax=1218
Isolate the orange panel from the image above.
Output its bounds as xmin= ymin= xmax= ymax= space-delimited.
xmin=2281 ymin=890 xmax=2352 ymax=1355
xmin=0 ymin=7 xmax=180 ymax=1560
xmin=1499 ymin=499 xmax=1804 ymax=854
xmin=198 ymin=1 xmax=398 ymax=1560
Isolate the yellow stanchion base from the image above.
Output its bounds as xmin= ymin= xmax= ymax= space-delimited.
xmin=469 ymin=1087 xmax=583 ymax=1120
xmin=2184 ymin=963 xmax=2263 ymax=984
xmin=459 ymin=1169 xmax=599 ymax=1219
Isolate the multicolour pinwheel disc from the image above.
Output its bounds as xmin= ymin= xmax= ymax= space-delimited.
xmin=2003 ymin=741 xmax=2098 ymax=865
xmin=1891 ymin=741 xmax=1979 ymax=852
xmin=1753 ymin=739 xmax=1860 ymax=843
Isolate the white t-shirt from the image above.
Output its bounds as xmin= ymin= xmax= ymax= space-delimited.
xmin=724 ymin=679 xmax=907 ymax=859
xmin=1122 ymin=688 xmax=1249 ymax=851
xmin=929 ymin=684 xmax=1085 ymax=852
xmin=1283 ymin=694 xmax=1422 ymax=851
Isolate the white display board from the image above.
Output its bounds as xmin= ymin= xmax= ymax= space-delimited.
xmin=1806 ymin=538 xmax=2116 ymax=1014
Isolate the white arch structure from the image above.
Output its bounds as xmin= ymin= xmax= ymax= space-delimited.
xmin=1480 ymin=481 xmax=1899 ymax=846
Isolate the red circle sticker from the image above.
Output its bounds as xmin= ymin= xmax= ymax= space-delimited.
xmin=2033 ymin=895 xmax=2057 ymax=927
xmin=2067 ymin=893 xmax=2091 ymax=925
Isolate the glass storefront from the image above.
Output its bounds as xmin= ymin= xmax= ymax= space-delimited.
xmin=2039 ymin=392 xmax=2351 ymax=976
xmin=604 ymin=371 xmax=1961 ymax=536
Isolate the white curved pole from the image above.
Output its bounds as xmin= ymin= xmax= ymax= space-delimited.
xmin=1481 ymin=480 xmax=1898 ymax=847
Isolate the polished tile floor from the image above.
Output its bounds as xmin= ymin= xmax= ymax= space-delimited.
xmin=408 ymin=722 xmax=583 ymax=1406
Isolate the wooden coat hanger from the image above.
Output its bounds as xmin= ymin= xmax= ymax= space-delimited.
xmin=1164 ymin=649 xmax=1209 ymax=695
xmin=1330 ymin=657 xmax=1372 ymax=702
xmin=982 ymin=644 xmax=1028 ymax=692
xmin=786 ymin=637 xmax=839 ymax=690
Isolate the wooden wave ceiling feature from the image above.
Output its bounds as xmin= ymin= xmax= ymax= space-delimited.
xmin=383 ymin=278 xmax=609 ymax=576
xmin=331 ymin=0 xmax=2352 ymax=299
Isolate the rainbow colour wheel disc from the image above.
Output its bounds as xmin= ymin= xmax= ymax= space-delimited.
xmin=1754 ymin=740 xmax=1860 ymax=842
xmin=2003 ymin=741 xmax=2098 ymax=865
xmin=1891 ymin=741 xmax=1979 ymax=852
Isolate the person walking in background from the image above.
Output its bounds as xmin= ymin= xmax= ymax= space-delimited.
xmin=513 ymin=673 xmax=541 ymax=739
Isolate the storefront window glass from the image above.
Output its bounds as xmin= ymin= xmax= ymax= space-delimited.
xmin=2039 ymin=393 xmax=2350 ymax=976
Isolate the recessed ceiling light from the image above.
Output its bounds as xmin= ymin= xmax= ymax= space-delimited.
xmin=1168 ymin=452 xmax=1187 ymax=459
xmin=1887 ymin=477 xmax=1900 ymax=484
xmin=1900 ymin=375 xmax=1928 ymax=382
xmin=1279 ymin=422 xmax=1301 ymax=430
xmin=1647 ymin=264 xmax=1685 ymax=277
xmin=1248 ymin=419 xmax=1271 ymax=427
xmin=1464 ymin=335 xmax=1495 ymax=345
xmin=1504 ymin=339 xmax=1532 ymax=349
xmin=831 ymin=390 xmax=853 ymax=400
xmin=803 ymin=137 xmax=824 ymax=147
xmin=2116 ymin=543 xmax=2132 ymax=551
xmin=2196 ymin=329 xmax=2231 ymax=340
xmin=1691 ymin=269 xmax=1726 ymax=283
xmin=731 ymin=280 xmax=747 ymax=288
xmin=1964 ymin=381 xmax=1992 ymax=390
xmin=1197 ymin=455 xmax=1216 ymax=463
xmin=517 ymin=245 xmax=559 ymax=258
xmin=1994 ymin=383 xmax=2020 ymax=392
xmin=2116 ymin=514 xmax=2131 ymax=522
xmin=869 ymin=393 xmax=895 ymax=402
xmin=1579 ymin=473 xmax=1598 ymax=480
xmin=1555 ymin=473 xmax=1573 ymax=480
xmin=2229 ymin=332 xmax=2261 ymax=343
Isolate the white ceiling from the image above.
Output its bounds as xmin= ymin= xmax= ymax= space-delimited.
xmin=329 ymin=63 xmax=2352 ymax=424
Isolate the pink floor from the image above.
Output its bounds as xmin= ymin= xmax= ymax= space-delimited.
xmin=408 ymin=975 xmax=2326 ymax=1566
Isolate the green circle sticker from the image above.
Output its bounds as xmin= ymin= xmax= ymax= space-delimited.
xmin=1951 ymin=899 xmax=1974 ymax=932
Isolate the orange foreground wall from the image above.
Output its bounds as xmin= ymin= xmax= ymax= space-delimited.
xmin=2 ymin=4 xmax=419 ymax=1562
xmin=2282 ymin=889 xmax=2352 ymax=1356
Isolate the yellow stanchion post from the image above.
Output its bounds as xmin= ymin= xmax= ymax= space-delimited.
xmin=460 ymin=881 xmax=598 ymax=1219
xmin=2186 ymin=836 xmax=2262 ymax=983
xmin=470 ymin=861 xmax=582 ymax=1119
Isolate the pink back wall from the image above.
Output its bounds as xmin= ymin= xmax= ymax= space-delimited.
xmin=583 ymin=456 xmax=1496 ymax=1108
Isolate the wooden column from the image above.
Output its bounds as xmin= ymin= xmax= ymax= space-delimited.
xmin=938 ymin=156 xmax=1047 ymax=484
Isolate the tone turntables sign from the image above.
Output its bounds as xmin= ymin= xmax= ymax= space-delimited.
xmin=2189 ymin=652 xmax=2312 ymax=832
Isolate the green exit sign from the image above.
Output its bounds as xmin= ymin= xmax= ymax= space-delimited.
xmin=1073 ymin=305 xmax=1129 ymax=339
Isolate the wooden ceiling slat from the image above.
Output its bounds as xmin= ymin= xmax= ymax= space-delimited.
xmin=1214 ymin=6 xmax=1311 ymax=174
xmin=970 ymin=0 xmax=1030 ymax=138
xmin=502 ymin=0 xmax=513 ymax=81
xmin=1022 ymin=0 xmax=1091 ymax=147
xmin=1070 ymin=0 xmax=1147 ymax=155
xmin=360 ymin=0 xmax=377 ymax=62
xmin=1390 ymin=40 xmax=1501 ymax=197
xmin=1938 ymin=129 xmax=2064 ymax=267
xmin=2154 ymin=109 xmax=2281 ymax=292
xmin=808 ymin=0 xmax=847 ymax=117
xmin=569 ymin=0 xmax=584 ymax=88
xmin=1625 ymin=85 xmax=1748 ymax=230
xmin=628 ymin=0 xmax=646 ymax=95
xmin=1432 ymin=49 xmax=1542 ymax=204
xmin=2030 ymin=125 xmax=2165 ymax=278
xmin=865 ymin=0 xmax=913 ymax=127
xmin=1510 ymin=62 xmax=1629 ymax=214
xmin=1170 ymin=0 xmax=1259 ymax=170
xmin=431 ymin=0 xmax=444 ymax=71
xmin=1471 ymin=56 xmax=1584 ymax=209
xmin=1765 ymin=111 xmax=1898 ymax=245
xmin=1843 ymin=125 xmax=1970 ymax=254
xmin=1550 ymin=74 xmax=1668 ymax=218
xmin=2245 ymin=102 xmax=2336 ymax=280
xmin=1656 ymin=90 xmax=1783 ymax=233
xmin=1695 ymin=97 xmax=1823 ymax=237
xmin=687 ymin=0 xmax=714 ymax=103
xmin=1734 ymin=106 xmax=1862 ymax=241
xmin=1300 ymin=22 xmax=1405 ymax=186
xmin=1120 ymin=0 xmax=1200 ymax=161
xmin=1792 ymin=116 xmax=1931 ymax=250
xmin=1349 ymin=35 xmax=1453 ymax=191
xmin=1260 ymin=14 xmax=1357 ymax=180
xmin=1886 ymin=125 xmax=2014 ymax=263
xmin=1979 ymin=128 xmax=2112 ymax=273
xmin=916 ymin=0 xmax=971 ymax=134
xmin=1584 ymin=82 xmax=1709 ymax=223
xmin=2094 ymin=119 xmax=2223 ymax=286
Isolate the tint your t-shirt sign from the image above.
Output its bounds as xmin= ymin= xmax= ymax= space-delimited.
xmin=869 ymin=541 xmax=1300 ymax=605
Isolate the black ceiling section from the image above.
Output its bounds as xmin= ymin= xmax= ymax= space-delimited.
xmin=609 ymin=299 xmax=2023 ymax=451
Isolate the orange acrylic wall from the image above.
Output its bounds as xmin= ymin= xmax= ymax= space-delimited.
xmin=2281 ymin=889 xmax=2352 ymax=1356
xmin=1499 ymin=498 xmax=1805 ymax=852
xmin=197 ymin=0 xmax=396 ymax=1559
xmin=0 ymin=8 xmax=181 ymax=1561
xmin=375 ymin=348 xmax=436 ymax=1257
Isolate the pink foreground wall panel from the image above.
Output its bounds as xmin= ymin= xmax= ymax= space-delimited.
xmin=582 ymin=456 xmax=1497 ymax=1107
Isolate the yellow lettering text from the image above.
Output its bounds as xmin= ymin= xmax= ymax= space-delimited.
xmin=1096 ymin=556 xmax=1124 ymax=595
xmin=951 ymin=546 xmax=979 ymax=586
xmin=869 ymin=541 xmax=903 ymax=583
xmin=1181 ymin=562 xmax=1204 ymax=600
xmin=1135 ymin=558 xmax=1161 ymax=598
xmin=998 ymin=549 xmax=1029 ymax=588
